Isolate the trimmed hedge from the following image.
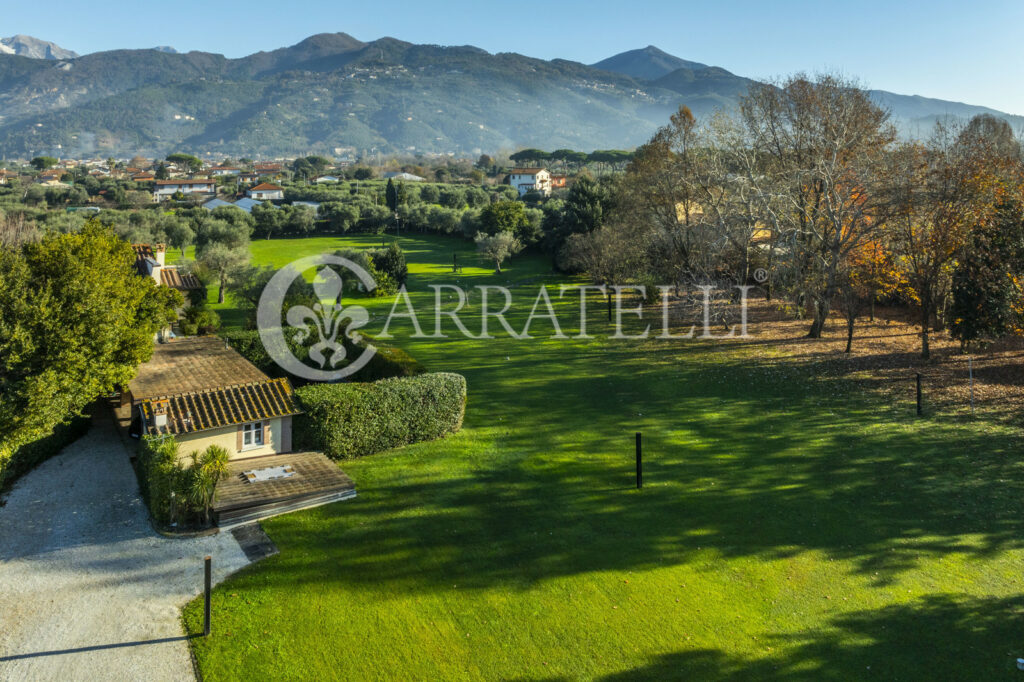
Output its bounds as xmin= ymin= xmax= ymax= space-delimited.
xmin=344 ymin=333 xmax=425 ymax=382
xmin=0 ymin=416 xmax=90 ymax=491
xmin=295 ymin=372 xmax=466 ymax=459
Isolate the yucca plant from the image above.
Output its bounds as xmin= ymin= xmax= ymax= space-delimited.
xmin=185 ymin=444 xmax=231 ymax=525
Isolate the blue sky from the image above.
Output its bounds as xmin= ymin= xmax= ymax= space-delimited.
xmin=6 ymin=0 xmax=1024 ymax=114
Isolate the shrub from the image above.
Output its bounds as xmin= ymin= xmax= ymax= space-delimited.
xmin=295 ymin=372 xmax=466 ymax=459
xmin=343 ymin=333 xmax=426 ymax=382
xmin=370 ymin=241 xmax=408 ymax=287
xmin=221 ymin=328 xmax=311 ymax=378
xmin=180 ymin=306 xmax=221 ymax=336
xmin=0 ymin=416 xmax=90 ymax=491
xmin=138 ymin=435 xmax=188 ymax=525
xmin=138 ymin=436 xmax=230 ymax=527
xmin=419 ymin=184 xmax=440 ymax=204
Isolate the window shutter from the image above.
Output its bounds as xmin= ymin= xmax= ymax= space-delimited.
xmin=281 ymin=417 xmax=292 ymax=453
xmin=236 ymin=425 xmax=244 ymax=451
xmin=263 ymin=420 xmax=271 ymax=446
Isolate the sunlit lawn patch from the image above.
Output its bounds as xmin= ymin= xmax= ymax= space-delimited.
xmin=184 ymin=234 xmax=1024 ymax=680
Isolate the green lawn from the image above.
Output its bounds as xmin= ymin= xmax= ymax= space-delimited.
xmin=184 ymin=234 xmax=1024 ymax=680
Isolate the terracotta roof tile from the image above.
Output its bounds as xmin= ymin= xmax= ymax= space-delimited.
xmin=129 ymin=336 xmax=270 ymax=400
xmin=140 ymin=378 xmax=301 ymax=436
xmin=159 ymin=267 xmax=203 ymax=290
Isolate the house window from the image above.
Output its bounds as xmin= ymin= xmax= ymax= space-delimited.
xmin=242 ymin=421 xmax=264 ymax=449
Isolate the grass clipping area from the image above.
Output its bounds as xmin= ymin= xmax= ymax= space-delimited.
xmin=182 ymin=234 xmax=1024 ymax=680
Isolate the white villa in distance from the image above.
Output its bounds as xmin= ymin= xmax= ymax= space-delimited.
xmin=153 ymin=178 xmax=217 ymax=201
xmin=246 ymin=183 xmax=284 ymax=201
xmin=509 ymin=168 xmax=552 ymax=197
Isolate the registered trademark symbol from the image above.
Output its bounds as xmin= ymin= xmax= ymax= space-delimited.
xmin=753 ymin=268 xmax=769 ymax=283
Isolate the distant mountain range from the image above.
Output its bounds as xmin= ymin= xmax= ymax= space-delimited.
xmin=0 ymin=34 xmax=1019 ymax=159
xmin=0 ymin=35 xmax=78 ymax=60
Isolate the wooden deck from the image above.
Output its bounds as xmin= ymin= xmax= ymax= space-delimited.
xmin=212 ymin=452 xmax=356 ymax=528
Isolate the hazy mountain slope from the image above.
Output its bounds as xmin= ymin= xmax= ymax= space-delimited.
xmin=1 ymin=35 xmax=78 ymax=60
xmin=869 ymin=90 xmax=1024 ymax=134
xmin=0 ymin=39 xmax=681 ymax=157
xmin=0 ymin=49 xmax=232 ymax=119
xmin=592 ymin=45 xmax=707 ymax=80
xmin=0 ymin=36 xmax=1020 ymax=157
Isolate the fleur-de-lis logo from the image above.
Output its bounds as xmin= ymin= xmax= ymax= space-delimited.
xmin=257 ymin=255 xmax=377 ymax=381
xmin=286 ymin=267 xmax=369 ymax=368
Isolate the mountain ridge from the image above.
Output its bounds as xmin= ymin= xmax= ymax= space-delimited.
xmin=0 ymin=35 xmax=1018 ymax=158
xmin=0 ymin=35 xmax=78 ymax=60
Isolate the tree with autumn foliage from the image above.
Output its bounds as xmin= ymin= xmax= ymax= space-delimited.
xmin=836 ymin=239 xmax=906 ymax=352
xmin=890 ymin=117 xmax=1021 ymax=359
xmin=740 ymin=74 xmax=896 ymax=338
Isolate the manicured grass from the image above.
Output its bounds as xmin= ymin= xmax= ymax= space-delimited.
xmin=184 ymin=234 xmax=1024 ymax=680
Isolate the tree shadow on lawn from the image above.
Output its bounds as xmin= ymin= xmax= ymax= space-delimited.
xmin=591 ymin=593 xmax=1024 ymax=680
xmin=263 ymin=344 xmax=1024 ymax=595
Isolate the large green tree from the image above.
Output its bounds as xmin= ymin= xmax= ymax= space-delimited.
xmin=950 ymin=199 xmax=1024 ymax=348
xmin=0 ymin=222 xmax=180 ymax=459
xmin=480 ymin=200 xmax=529 ymax=238
xmin=31 ymin=156 xmax=58 ymax=171
xmin=197 ymin=242 xmax=249 ymax=304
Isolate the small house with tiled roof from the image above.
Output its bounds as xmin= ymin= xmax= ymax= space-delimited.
xmin=246 ymin=182 xmax=284 ymax=201
xmin=508 ymin=167 xmax=552 ymax=196
xmin=128 ymin=337 xmax=301 ymax=460
xmin=132 ymin=243 xmax=204 ymax=294
xmin=153 ymin=178 xmax=217 ymax=201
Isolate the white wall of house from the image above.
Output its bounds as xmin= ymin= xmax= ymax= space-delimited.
xmin=172 ymin=415 xmax=293 ymax=461
xmin=248 ymin=188 xmax=284 ymax=201
xmin=509 ymin=169 xmax=552 ymax=197
xmin=153 ymin=181 xmax=216 ymax=200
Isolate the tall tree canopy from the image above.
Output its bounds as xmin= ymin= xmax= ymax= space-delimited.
xmin=0 ymin=221 xmax=180 ymax=459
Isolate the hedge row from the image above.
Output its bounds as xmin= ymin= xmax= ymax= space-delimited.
xmin=344 ymin=333 xmax=425 ymax=382
xmin=221 ymin=329 xmax=424 ymax=383
xmin=294 ymin=372 xmax=466 ymax=459
xmin=0 ymin=416 xmax=90 ymax=491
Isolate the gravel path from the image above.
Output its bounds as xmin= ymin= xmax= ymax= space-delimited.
xmin=0 ymin=414 xmax=252 ymax=681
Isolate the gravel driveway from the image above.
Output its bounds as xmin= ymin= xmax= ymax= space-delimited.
xmin=0 ymin=414 xmax=252 ymax=681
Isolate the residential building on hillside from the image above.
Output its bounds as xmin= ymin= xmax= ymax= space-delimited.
xmin=509 ymin=168 xmax=552 ymax=196
xmin=211 ymin=166 xmax=241 ymax=176
xmin=153 ymin=178 xmax=216 ymax=201
xmin=247 ymin=183 xmax=284 ymax=201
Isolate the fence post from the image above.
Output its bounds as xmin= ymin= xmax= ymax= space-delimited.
xmin=916 ymin=373 xmax=922 ymax=417
xmin=635 ymin=432 xmax=642 ymax=489
xmin=204 ymin=555 xmax=212 ymax=637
